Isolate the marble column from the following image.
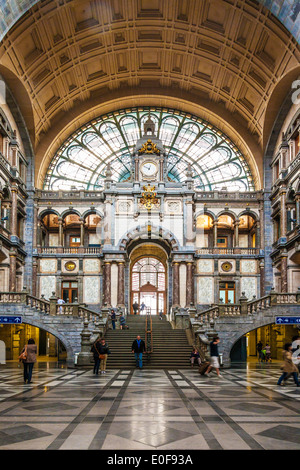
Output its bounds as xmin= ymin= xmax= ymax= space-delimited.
xmin=10 ymin=184 xmax=18 ymax=239
xmin=213 ymin=220 xmax=218 ymax=247
xmin=103 ymin=261 xmax=111 ymax=306
xmin=172 ymin=262 xmax=180 ymax=307
xmin=295 ymin=194 xmax=300 ymax=226
xmin=9 ymin=249 xmax=17 ymax=291
xmin=80 ymin=218 xmax=84 ymax=246
xmin=58 ymin=218 xmax=63 ymax=246
xmin=186 ymin=262 xmax=194 ymax=306
xmin=234 ymin=220 xmax=239 ymax=247
xmin=280 ymin=189 xmax=287 ymax=237
xmin=280 ymin=252 xmax=288 ymax=293
xmin=117 ymin=261 xmax=125 ymax=307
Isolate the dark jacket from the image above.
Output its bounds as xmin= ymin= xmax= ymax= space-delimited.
xmin=91 ymin=341 xmax=111 ymax=359
xmin=132 ymin=339 xmax=146 ymax=353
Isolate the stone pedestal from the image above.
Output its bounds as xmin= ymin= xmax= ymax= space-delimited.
xmin=77 ymin=321 xmax=93 ymax=366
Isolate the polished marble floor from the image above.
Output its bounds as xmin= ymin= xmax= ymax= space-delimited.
xmin=0 ymin=362 xmax=299 ymax=450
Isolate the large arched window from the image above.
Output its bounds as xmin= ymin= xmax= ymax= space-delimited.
xmin=44 ymin=107 xmax=254 ymax=192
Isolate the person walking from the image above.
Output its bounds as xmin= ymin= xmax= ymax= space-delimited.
xmin=190 ymin=348 xmax=201 ymax=367
xmin=159 ymin=310 xmax=163 ymax=320
xmin=256 ymin=340 xmax=263 ymax=361
xmin=277 ymin=343 xmax=300 ymax=387
xmin=140 ymin=302 xmax=146 ymax=313
xmin=131 ymin=335 xmax=146 ymax=369
xmin=91 ymin=338 xmax=111 ymax=374
xmin=205 ymin=337 xmax=222 ymax=377
xmin=20 ymin=338 xmax=37 ymax=384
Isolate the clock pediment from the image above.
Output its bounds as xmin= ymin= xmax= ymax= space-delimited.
xmin=138 ymin=139 xmax=160 ymax=155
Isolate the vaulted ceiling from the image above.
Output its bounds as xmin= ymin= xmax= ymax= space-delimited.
xmin=0 ymin=0 xmax=299 ymax=189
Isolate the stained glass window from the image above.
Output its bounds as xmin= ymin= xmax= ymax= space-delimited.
xmin=44 ymin=107 xmax=254 ymax=192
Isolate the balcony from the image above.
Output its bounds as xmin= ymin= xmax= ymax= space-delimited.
xmin=37 ymin=246 xmax=102 ymax=255
xmin=196 ymin=247 xmax=261 ymax=255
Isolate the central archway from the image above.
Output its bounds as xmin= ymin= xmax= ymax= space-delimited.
xmin=129 ymin=244 xmax=168 ymax=316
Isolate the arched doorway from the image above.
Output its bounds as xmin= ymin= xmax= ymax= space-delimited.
xmin=130 ymin=244 xmax=168 ymax=315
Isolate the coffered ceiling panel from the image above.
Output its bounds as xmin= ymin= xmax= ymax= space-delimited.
xmin=0 ymin=0 xmax=299 ymax=188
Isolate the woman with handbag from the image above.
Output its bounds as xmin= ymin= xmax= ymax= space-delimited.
xmin=19 ymin=338 xmax=37 ymax=384
xmin=91 ymin=338 xmax=111 ymax=374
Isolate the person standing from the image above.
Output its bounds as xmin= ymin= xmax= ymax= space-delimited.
xmin=110 ymin=309 xmax=116 ymax=330
xmin=205 ymin=337 xmax=222 ymax=377
xmin=91 ymin=337 xmax=102 ymax=375
xmin=133 ymin=301 xmax=139 ymax=315
xmin=131 ymin=335 xmax=146 ymax=369
xmin=20 ymin=338 xmax=37 ymax=384
xmin=57 ymin=297 xmax=65 ymax=313
xmin=265 ymin=343 xmax=272 ymax=362
xmin=91 ymin=338 xmax=111 ymax=374
xmin=277 ymin=343 xmax=300 ymax=387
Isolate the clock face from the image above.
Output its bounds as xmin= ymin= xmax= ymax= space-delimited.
xmin=141 ymin=162 xmax=157 ymax=176
xmin=65 ymin=261 xmax=76 ymax=271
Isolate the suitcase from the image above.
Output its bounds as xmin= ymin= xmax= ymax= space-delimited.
xmin=199 ymin=361 xmax=210 ymax=375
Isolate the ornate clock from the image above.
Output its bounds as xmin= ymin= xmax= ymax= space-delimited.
xmin=65 ymin=261 xmax=76 ymax=272
xmin=141 ymin=161 xmax=158 ymax=177
xmin=221 ymin=261 xmax=233 ymax=272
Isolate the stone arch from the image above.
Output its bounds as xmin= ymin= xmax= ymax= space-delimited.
xmin=81 ymin=208 xmax=104 ymax=220
xmin=38 ymin=208 xmax=60 ymax=220
xmin=60 ymin=209 xmax=82 ymax=220
xmin=17 ymin=317 xmax=75 ymax=363
xmin=194 ymin=209 xmax=216 ymax=222
xmin=118 ymin=223 xmax=181 ymax=252
xmin=216 ymin=210 xmax=237 ymax=221
xmin=237 ymin=210 xmax=259 ymax=221
xmin=219 ymin=316 xmax=286 ymax=366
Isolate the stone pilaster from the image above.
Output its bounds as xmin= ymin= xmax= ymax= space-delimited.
xmin=103 ymin=261 xmax=111 ymax=307
xmin=172 ymin=261 xmax=180 ymax=307
xmin=117 ymin=261 xmax=125 ymax=307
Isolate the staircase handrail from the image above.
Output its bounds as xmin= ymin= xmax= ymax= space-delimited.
xmin=145 ymin=307 xmax=153 ymax=354
xmin=195 ymin=291 xmax=300 ymax=323
xmin=0 ymin=291 xmax=103 ymax=322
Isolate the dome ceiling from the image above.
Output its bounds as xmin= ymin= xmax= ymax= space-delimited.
xmin=0 ymin=0 xmax=299 ymax=189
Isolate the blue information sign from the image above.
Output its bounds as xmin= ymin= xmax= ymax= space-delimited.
xmin=275 ymin=317 xmax=300 ymax=324
xmin=0 ymin=316 xmax=22 ymax=324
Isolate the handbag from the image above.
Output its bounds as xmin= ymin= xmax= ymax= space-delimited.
xmin=18 ymin=345 xmax=27 ymax=362
xmin=94 ymin=341 xmax=106 ymax=360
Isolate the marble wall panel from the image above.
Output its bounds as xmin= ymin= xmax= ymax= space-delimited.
xmin=197 ymin=259 xmax=213 ymax=273
xmin=198 ymin=277 xmax=214 ymax=304
xmin=40 ymin=275 xmax=56 ymax=300
xmin=240 ymin=277 xmax=257 ymax=299
xmin=111 ymin=263 xmax=118 ymax=307
xmin=40 ymin=259 xmax=57 ymax=273
xmin=83 ymin=276 xmax=100 ymax=304
xmin=240 ymin=260 xmax=257 ymax=273
xmin=179 ymin=263 xmax=186 ymax=307
xmin=49 ymin=233 xmax=59 ymax=246
xmin=84 ymin=259 xmax=100 ymax=273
